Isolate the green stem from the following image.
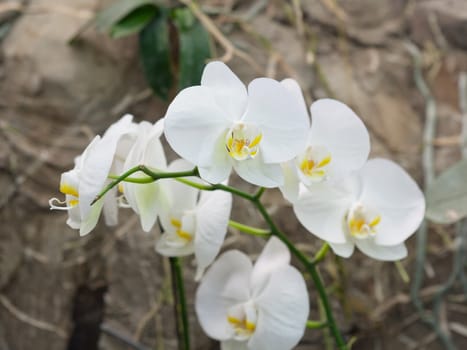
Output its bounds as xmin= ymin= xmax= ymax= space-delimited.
xmin=108 ymin=174 xmax=155 ymax=184
xmin=228 ymin=220 xmax=271 ymax=236
xmin=306 ymin=320 xmax=329 ymax=329
xmin=253 ymin=187 xmax=266 ymax=200
xmin=312 ymin=242 xmax=330 ymax=264
xmin=252 ymin=198 xmax=347 ymax=349
xmin=92 ymin=165 xmax=199 ymax=205
xmin=176 ymin=178 xmax=255 ymax=201
xmin=170 ymin=257 xmax=190 ymax=350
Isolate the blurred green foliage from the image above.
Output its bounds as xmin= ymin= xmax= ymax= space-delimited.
xmin=96 ymin=0 xmax=212 ymax=100
xmin=426 ymin=159 xmax=467 ymax=224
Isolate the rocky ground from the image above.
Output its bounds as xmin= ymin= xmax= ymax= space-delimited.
xmin=1 ymin=0 xmax=467 ymax=349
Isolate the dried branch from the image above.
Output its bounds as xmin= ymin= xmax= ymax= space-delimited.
xmin=0 ymin=294 xmax=67 ymax=338
xmin=179 ymin=0 xmax=263 ymax=74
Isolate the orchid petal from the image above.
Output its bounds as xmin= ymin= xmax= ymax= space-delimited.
xmin=136 ymin=182 xmax=169 ymax=232
xmin=355 ymin=240 xmax=408 ymax=261
xmin=79 ymin=115 xmax=135 ymax=219
xmin=234 ymin=155 xmax=283 ymax=188
xmin=165 ymin=159 xmax=199 ymax=212
xmin=221 ymin=340 xmax=249 ymax=350
xmin=243 ymin=78 xmax=309 ymax=163
xmin=66 ymin=202 xmax=81 ymax=230
xmin=197 ymin=131 xmax=233 ymax=184
xmin=294 ymin=182 xmax=354 ymax=244
xmin=155 ymin=233 xmax=195 ymax=257
xmin=280 ymin=79 xmax=309 ymax=123
xmin=164 ymin=86 xmax=231 ymax=167
xmin=201 ymin=61 xmax=248 ymax=121
xmin=359 ymin=159 xmax=425 ymax=246
xmin=196 ymin=251 xmax=253 ymax=341
xmin=122 ymin=121 xmax=168 ymax=231
xmin=309 ymin=99 xmax=370 ymax=180
xmin=250 ymin=265 xmax=309 ymax=350
xmin=79 ymin=199 xmax=104 ymax=236
xmin=194 ymin=190 xmax=233 ymax=280
xmin=251 ymin=237 xmax=290 ymax=296
xmin=329 ymin=241 xmax=355 ymax=258
xmin=103 ymin=187 xmax=118 ymax=226
xmin=279 ymin=161 xmax=300 ymax=203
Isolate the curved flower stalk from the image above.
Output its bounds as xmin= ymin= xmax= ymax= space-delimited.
xmin=121 ymin=119 xmax=169 ymax=232
xmin=279 ymin=91 xmax=370 ymax=202
xmin=294 ymin=158 xmax=425 ymax=260
xmin=196 ymin=237 xmax=309 ymax=350
xmin=164 ymin=61 xmax=309 ymax=188
xmin=156 ymin=159 xmax=233 ymax=280
xmin=49 ymin=114 xmax=138 ymax=236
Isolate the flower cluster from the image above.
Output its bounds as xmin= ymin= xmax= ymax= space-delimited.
xmin=51 ymin=61 xmax=425 ymax=349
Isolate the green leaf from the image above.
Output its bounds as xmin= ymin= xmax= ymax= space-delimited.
xmin=96 ymin=0 xmax=157 ymax=32
xmin=426 ymin=159 xmax=467 ymax=224
xmin=173 ymin=7 xmax=211 ymax=90
xmin=139 ymin=10 xmax=172 ymax=99
xmin=110 ymin=5 xmax=158 ymax=38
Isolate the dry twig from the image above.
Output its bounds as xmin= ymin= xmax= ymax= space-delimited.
xmin=0 ymin=294 xmax=67 ymax=338
xmin=179 ymin=0 xmax=263 ymax=73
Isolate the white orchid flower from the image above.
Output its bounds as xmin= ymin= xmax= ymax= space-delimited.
xmin=164 ymin=61 xmax=309 ymax=188
xmin=279 ymin=90 xmax=370 ymax=202
xmin=121 ymin=119 xmax=169 ymax=232
xmin=49 ymin=114 xmax=137 ymax=236
xmin=156 ymin=159 xmax=233 ymax=280
xmin=196 ymin=237 xmax=309 ymax=350
xmin=293 ymin=159 xmax=425 ymax=260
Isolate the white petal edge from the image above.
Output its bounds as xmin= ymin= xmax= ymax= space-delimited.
xmin=329 ymin=241 xmax=355 ymax=258
xmin=201 ymin=61 xmax=248 ymax=121
xmin=221 ymin=340 xmax=249 ymax=350
xmin=79 ymin=199 xmax=104 ymax=236
xmin=355 ymin=240 xmax=408 ymax=261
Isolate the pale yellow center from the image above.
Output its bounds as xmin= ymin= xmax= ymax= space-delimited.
xmin=347 ymin=204 xmax=381 ymax=239
xmin=297 ymin=146 xmax=332 ymax=181
xmin=226 ymin=302 xmax=258 ymax=341
xmin=225 ymin=123 xmax=262 ymax=161
xmin=227 ymin=315 xmax=256 ymax=335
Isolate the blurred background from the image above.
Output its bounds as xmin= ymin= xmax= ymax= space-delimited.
xmin=1 ymin=0 xmax=467 ymax=349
